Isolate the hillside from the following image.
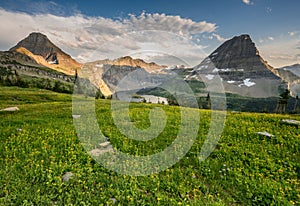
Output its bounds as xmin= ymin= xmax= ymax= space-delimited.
xmin=0 ymin=33 xmax=100 ymax=97
xmin=0 ymin=86 xmax=299 ymax=205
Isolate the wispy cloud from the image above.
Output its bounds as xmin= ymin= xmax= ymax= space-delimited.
xmin=242 ymin=0 xmax=253 ymax=5
xmin=126 ymin=11 xmax=216 ymax=35
xmin=258 ymin=37 xmax=300 ymax=67
xmin=269 ymin=54 xmax=296 ymax=61
xmin=258 ymin=39 xmax=264 ymax=44
xmin=295 ymin=41 xmax=300 ymax=50
xmin=212 ymin=33 xmax=228 ymax=42
xmin=266 ymin=7 xmax=272 ymax=13
xmin=0 ymin=0 xmax=79 ymax=16
xmin=0 ymin=9 xmax=216 ymax=66
xmin=288 ymin=31 xmax=299 ymax=36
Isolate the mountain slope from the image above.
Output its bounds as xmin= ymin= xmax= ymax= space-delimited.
xmin=10 ymin=32 xmax=81 ymax=75
xmin=0 ymin=50 xmax=75 ymax=93
xmin=186 ymin=34 xmax=285 ymax=97
xmin=82 ymin=56 xmax=168 ymax=96
xmin=0 ymin=33 xmax=99 ymax=96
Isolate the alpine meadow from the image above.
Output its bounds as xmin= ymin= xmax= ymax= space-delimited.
xmin=1 ymin=0 xmax=300 ymax=205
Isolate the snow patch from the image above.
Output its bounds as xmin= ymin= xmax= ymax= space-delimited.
xmin=204 ymin=58 xmax=211 ymax=63
xmin=212 ymin=68 xmax=220 ymax=73
xmin=197 ymin=65 xmax=208 ymax=70
xmin=206 ymin=74 xmax=215 ymax=80
xmin=48 ymin=60 xmax=58 ymax=64
xmin=220 ymin=68 xmax=232 ymax=72
xmin=244 ymin=79 xmax=256 ymax=87
xmin=227 ymin=81 xmax=235 ymax=84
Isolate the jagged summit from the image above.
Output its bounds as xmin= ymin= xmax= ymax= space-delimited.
xmin=10 ymin=32 xmax=81 ymax=75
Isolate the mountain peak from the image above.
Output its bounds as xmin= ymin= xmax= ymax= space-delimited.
xmin=189 ymin=34 xmax=283 ymax=98
xmin=236 ymin=34 xmax=251 ymax=40
xmin=10 ymin=32 xmax=63 ymax=59
xmin=209 ymin=34 xmax=259 ymax=62
xmin=28 ymin=32 xmax=48 ymax=39
xmin=10 ymin=32 xmax=81 ymax=75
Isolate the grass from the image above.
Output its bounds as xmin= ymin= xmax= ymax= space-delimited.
xmin=0 ymin=86 xmax=299 ymax=205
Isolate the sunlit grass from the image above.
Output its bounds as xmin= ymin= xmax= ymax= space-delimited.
xmin=0 ymin=86 xmax=299 ymax=205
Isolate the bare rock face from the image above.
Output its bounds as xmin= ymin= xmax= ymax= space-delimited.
xmin=10 ymin=32 xmax=81 ymax=75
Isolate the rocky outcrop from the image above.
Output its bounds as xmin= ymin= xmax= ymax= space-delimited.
xmin=10 ymin=32 xmax=81 ymax=75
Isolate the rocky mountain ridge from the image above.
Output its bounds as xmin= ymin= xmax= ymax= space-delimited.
xmin=90 ymin=56 xmax=167 ymax=73
xmin=2 ymin=32 xmax=300 ymax=100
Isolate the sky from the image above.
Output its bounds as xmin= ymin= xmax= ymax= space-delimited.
xmin=0 ymin=0 xmax=299 ymax=67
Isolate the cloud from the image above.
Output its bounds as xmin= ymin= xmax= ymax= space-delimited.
xmin=266 ymin=7 xmax=272 ymax=13
xmin=0 ymin=9 xmax=217 ymax=66
xmin=258 ymin=38 xmax=300 ymax=67
xmin=295 ymin=42 xmax=300 ymax=50
xmin=0 ymin=0 xmax=79 ymax=16
xmin=212 ymin=33 xmax=228 ymax=42
xmin=125 ymin=12 xmax=217 ymax=35
xmin=242 ymin=0 xmax=253 ymax=5
xmin=288 ymin=31 xmax=299 ymax=36
xmin=269 ymin=54 xmax=296 ymax=61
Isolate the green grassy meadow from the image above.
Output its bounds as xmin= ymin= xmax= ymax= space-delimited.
xmin=0 ymin=86 xmax=299 ymax=205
